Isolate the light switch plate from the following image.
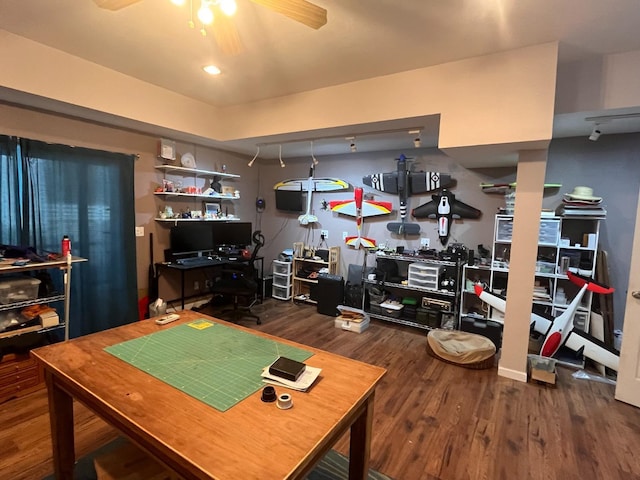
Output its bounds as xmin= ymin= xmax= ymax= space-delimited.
xmin=135 ymin=226 xmax=144 ymax=237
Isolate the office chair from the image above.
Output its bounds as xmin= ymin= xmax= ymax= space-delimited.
xmin=210 ymin=231 xmax=264 ymax=325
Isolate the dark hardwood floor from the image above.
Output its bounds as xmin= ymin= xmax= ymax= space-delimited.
xmin=2 ymin=299 xmax=640 ymax=480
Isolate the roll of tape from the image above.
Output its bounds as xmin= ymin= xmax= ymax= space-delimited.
xmin=276 ymin=393 xmax=293 ymax=410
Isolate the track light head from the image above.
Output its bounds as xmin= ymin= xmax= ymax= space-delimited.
xmin=247 ymin=146 xmax=260 ymax=167
xmin=409 ymin=129 xmax=421 ymax=148
xmin=589 ymin=126 xmax=601 ymax=141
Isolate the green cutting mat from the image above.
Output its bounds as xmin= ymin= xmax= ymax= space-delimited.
xmin=104 ymin=319 xmax=312 ymax=411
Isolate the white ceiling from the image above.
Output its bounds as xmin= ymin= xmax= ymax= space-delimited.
xmin=2 ymin=0 xmax=640 ymax=158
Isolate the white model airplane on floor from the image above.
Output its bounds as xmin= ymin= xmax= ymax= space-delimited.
xmin=474 ymin=271 xmax=619 ymax=371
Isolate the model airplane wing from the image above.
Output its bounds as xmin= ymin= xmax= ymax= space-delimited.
xmin=412 ymin=189 xmax=481 ymax=245
xmin=480 ymin=182 xmax=562 ymax=193
xmin=363 ymin=171 xmax=453 ymax=195
xmin=329 ymin=199 xmax=393 ymax=217
xmin=274 ymin=177 xmax=348 ymax=192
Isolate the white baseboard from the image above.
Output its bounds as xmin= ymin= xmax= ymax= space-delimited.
xmin=498 ymin=365 xmax=528 ymax=383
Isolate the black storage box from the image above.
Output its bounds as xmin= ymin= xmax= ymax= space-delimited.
xmin=460 ymin=315 xmax=503 ymax=350
xmin=316 ymin=273 xmax=344 ymax=316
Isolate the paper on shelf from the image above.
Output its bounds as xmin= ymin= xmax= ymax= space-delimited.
xmin=261 ymin=365 xmax=322 ymax=392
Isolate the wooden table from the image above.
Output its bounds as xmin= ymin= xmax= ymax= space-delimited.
xmin=31 ymin=311 xmax=386 ymax=479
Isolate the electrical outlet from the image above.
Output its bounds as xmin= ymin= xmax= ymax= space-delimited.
xmin=135 ymin=226 xmax=144 ymax=237
xmin=321 ymin=230 xmax=329 ymax=239
xmin=205 ymin=280 xmax=213 ymax=288
xmin=343 ymin=231 xmax=348 ymax=240
xmin=194 ymin=281 xmax=200 ymax=291
xmin=420 ymin=237 xmax=430 ymax=247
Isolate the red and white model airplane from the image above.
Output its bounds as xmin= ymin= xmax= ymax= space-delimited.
xmin=474 ymin=271 xmax=619 ymax=371
xmin=329 ymin=187 xmax=393 ymax=248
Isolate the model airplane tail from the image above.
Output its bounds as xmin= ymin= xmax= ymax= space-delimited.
xmin=346 ymin=236 xmax=376 ymax=248
xmin=387 ymin=221 xmax=421 ymax=235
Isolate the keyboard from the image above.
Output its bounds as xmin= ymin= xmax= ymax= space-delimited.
xmin=175 ymin=256 xmax=220 ymax=267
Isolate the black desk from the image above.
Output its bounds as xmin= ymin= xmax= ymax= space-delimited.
xmin=156 ymin=257 xmax=264 ymax=310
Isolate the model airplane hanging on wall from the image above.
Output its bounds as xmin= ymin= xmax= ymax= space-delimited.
xmin=329 ymin=187 xmax=393 ymax=248
xmin=412 ymin=189 xmax=482 ymax=245
xmin=274 ymin=165 xmax=348 ymax=225
xmin=473 ymin=271 xmax=619 ymax=371
xmin=362 ymin=154 xmax=453 ymax=235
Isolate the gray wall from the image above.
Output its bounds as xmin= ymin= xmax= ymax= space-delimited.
xmin=545 ymin=133 xmax=640 ymax=329
xmin=253 ymin=147 xmax=508 ymax=276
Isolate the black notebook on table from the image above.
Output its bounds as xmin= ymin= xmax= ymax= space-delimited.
xmin=269 ymin=356 xmax=306 ymax=382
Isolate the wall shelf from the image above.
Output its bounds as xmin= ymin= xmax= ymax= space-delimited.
xmin=154 ymin=164 xmax=240 ymax=179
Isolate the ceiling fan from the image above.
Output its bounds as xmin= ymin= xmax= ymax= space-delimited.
xmin=93 ymin=0 xmax=327 ymax=55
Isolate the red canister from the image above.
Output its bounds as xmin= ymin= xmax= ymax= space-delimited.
xmin=61 ymin=235 xmax=71 ymax=257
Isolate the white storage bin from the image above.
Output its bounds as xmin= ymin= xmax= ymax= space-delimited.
xmin=0 ymin=276 xmax=41 ymax=304
xmin=334 ymin=317 xmax=370 ymax=333
xmin=272 ymin=260 xmax=291 ymax=276
xmin=408 ymin=263 xmax=442 ymax=290
xmin=272 ymin=285 xmax=292 ymax=301
xmin=272 ymin=273 xmax=291 ymax=287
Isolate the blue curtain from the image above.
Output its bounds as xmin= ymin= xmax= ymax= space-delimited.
xmin=1 ymin=136 xmax=138 ymax=337
xmin=0 ymin=136 xmax=24 ymax=245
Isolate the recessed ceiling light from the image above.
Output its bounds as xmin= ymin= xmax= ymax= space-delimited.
xmin=203 ymin=65 xmax=221 ymax=75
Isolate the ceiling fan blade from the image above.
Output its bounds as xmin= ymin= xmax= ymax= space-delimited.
xmin=250 ymin=0 xmax=327 ymax=29
xmin=212 ymin=15 xmax=245 ymax=56
xmin=93 ymin=0 xmax=142 ymax=10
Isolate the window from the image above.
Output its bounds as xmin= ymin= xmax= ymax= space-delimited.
xmin=0 ymin=136 xmax=138 ymax=337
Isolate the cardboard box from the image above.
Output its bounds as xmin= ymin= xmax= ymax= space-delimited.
xmin=528 ymin=354 xmax=557 ymax=385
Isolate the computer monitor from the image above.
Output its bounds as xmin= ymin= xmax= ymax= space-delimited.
xmin=212 ymin=222 xmax=253 ymax=248
xmin=170 ymin=223 xmax=215 ymax=256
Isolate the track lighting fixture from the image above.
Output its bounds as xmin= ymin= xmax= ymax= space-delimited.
xmin=346 ymin=136 xmax=356 ymax=153
xmin=279 ymin=144 xmax=286 ymax=168
xmin=247 ymin=145 xmax=260 ymax=167
xmin=410 ymin=129 xmax=422 ymax=148
xmin=589 ymin=125 xmax=601 ymax=141
xmin=310 ymin=140 xmax=318 ymax=165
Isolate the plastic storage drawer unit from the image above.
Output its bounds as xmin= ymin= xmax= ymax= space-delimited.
xmin=407 ymin=263 xmax=442 ymax=290
xmin=0 ymin=276 xmax=41 ymax=304
xmin=272 ymin=260 xmax=291 ymax=275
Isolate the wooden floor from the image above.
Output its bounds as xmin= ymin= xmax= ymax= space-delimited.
xmin=2 ymin=299 xmax=640 ymax=480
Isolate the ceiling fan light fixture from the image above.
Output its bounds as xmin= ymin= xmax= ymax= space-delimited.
xmin=198 ymin=2 xmax=214 ymax=24
xmin=203 ymin=64 xmax=221 ymax=75
xmin=219 ymin=0 xmax=237 ymax=16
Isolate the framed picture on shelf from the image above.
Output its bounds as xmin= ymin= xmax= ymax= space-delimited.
xmin=203 ymin=202 xmax=221 ymax=217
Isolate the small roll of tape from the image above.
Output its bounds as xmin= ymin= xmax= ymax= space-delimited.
xmin=276 ymin=393 xmax=293 ymax=410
